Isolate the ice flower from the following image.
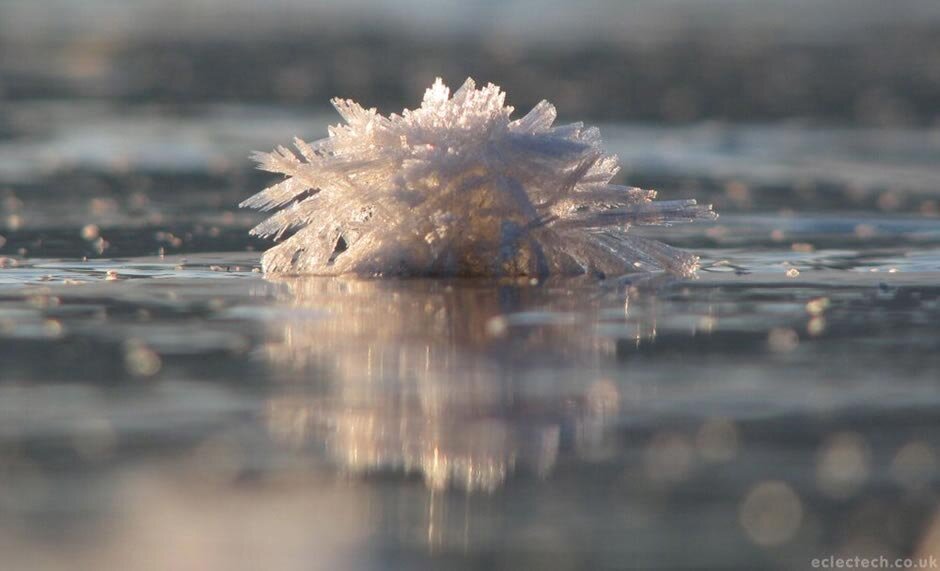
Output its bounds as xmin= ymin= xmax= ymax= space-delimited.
xmin=242 ymin=78 xmax=716 ymax=277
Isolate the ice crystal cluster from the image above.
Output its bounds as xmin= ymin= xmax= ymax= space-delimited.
xmin=242 ymin=78 xmax=716 ymax=277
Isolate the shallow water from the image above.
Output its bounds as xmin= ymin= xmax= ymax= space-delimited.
xmin=1 ymin=105 xmax=940 ymax=569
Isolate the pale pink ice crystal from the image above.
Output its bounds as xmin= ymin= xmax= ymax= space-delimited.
xmin=242 ymin=78 xmax=716 ymax=277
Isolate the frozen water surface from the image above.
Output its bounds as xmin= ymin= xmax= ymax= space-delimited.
xmin=2 ymin=104 xmax=940 ymax=569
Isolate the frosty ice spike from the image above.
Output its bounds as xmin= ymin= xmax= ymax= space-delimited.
xmin=242 ymin=78 xmax=716 ymax=277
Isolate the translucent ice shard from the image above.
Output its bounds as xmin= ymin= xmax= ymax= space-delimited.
xmin=242 ymin=78 xmax=716 ymax=277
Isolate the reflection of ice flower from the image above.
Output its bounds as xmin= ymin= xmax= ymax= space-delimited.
xmin=242 ymin=78 xmax=716 ymax=276
xmin=260 ymin=278 xmax=623 ymax=492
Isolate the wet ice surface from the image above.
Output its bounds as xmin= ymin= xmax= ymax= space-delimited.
xmin=2 ymin=105 xmax=940 ymax=570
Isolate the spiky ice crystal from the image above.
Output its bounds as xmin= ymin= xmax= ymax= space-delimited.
xmin=242 ymin=78 xmax=716 ymax=277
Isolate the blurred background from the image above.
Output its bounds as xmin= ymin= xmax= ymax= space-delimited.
xmin=3 ymin=0 xmax=940 ymax=123
xmin=2 ymin=1 xmax=940 ymax=570
xmin=3 ymin=0 xmax=940 ymax=258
